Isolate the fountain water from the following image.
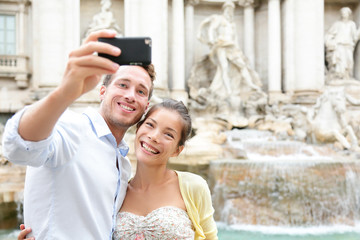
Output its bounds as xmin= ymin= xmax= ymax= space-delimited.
xmin=210 ymin=129 xmax=360 ymax=239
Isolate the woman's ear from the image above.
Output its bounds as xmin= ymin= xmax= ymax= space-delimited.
xmin=171 ymin=145 xmax=185 ymax=157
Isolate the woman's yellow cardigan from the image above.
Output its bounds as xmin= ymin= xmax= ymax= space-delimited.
xmin=176 ymin=171 xmax=218 ymax=240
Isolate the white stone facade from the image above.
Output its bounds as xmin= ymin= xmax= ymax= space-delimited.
xmin=0 ymin=0 xmax=359 ymax=113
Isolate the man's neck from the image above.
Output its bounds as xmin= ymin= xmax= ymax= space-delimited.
xmin=112 ymin=128 xmax=127 ymax=146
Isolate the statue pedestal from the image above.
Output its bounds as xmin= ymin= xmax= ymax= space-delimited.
xmin=268 ymin=91 xmax=291 ymax=105
xmin=292 ymin=90 xmax=321 ymax=105
xmin=327 ymin=78 xmax=360 ymax=87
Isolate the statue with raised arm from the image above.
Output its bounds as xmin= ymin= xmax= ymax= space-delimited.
xmin=325 ymin=7 xmax=360 ymax=81
xmin=197 ymin=0 xmax=262 ymax=96
xmin=188 ymin=0 xmax=266 ymax=121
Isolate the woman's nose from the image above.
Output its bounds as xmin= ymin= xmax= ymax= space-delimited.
xmin=148 ymin=130 xmax=159 ymax=142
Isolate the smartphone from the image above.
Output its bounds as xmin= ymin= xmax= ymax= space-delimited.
xmin=98 ymin=37 xmax=152 ymax=66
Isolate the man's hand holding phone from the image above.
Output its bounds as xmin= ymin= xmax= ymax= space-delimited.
xmin=16 ymin=29 xmax=122 ymax=142
xmin=59 ymin=30 xmax=122 ymax=103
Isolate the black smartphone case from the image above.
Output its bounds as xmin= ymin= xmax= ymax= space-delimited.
xmin=98 ymin=37 xmax=152 ymax=66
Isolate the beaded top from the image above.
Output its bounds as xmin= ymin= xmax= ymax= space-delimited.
xmin=112 ymin=206 xmax=195 ymax=240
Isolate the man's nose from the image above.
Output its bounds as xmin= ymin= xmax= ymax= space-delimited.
xmin=124 ymin=88 xmax=136 ymax=102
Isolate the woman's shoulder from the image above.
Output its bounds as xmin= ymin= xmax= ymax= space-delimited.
xmin=176 ymin=170 xmax=205 ymax=180
xmin=176 ymin=171 xmax=208 ymax=189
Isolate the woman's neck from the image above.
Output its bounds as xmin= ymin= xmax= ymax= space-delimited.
xmin=130 ymin=163 xmax=174 ymax=190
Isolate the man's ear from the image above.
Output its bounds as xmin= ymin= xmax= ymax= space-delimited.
xmin=171 ymin=145 xmax=185 ymax=157
xmin=99 ymin=85 xmax=106 ymax=101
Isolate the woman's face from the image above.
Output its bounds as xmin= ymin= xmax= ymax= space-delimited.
xmin=135 ymin=108 xmax=184 ymax=166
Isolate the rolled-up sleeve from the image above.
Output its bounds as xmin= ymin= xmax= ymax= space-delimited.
xmin=2 ymin=108 xmax=55 ymax=167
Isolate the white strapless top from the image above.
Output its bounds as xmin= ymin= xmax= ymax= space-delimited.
xmin=112 ymin=206 xmax=195 ymax=240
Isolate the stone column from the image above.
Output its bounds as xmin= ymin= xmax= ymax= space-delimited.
xmin=171 ymin=0 xmax=187 ymax=103
xmin=283 ymin=0 xmax=295 ymax=94
xmin=17 ymin=3 xmax=26 ymax=55
xmin=124 ymin=0 xmax=169 ymax=95
xmin=354 ymin=8 xmax=360 ymax=80
xmin=238 ymin=0 xmax=256 ymax=68
xmin=185 ymin=0 xmax=199 ymax=80
xmin=268 ymin=0 xmax=282 ymax=95
xmin=14 ymin=2 xmax=30 ymax=89
xmin=293 ymin=0 xmax=324 ymax=97
xmin=32 ymin=0 xmax=80 ymax=88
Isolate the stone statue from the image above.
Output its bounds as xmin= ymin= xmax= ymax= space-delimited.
xmin=197 ymin=0 xmax=262 ymax=96
xmin=325 ymin=7 xmax=360 ymax=81
xmin=83 ymin=0 xmax=122 ymax=39
xmin=307 ymin=88 xmax=358 ymax=150
xmin=188 ymin=0 xmax=266 ymax=122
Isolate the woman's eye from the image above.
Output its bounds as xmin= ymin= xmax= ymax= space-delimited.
xmin=165 ymin=133 xmax=174 ymax=139
xmin=145 ymin=122 xmax=153 ymax=127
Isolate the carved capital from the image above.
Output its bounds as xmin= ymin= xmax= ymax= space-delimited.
xmin=185 ymin=0 xmax=200 ymax=6
xmin=238 ymin=0 xmax=258 ymax=8
xmin=18 ymin=1 xmax=31 ymax=14
xmin=19 ymin=3 xmax=25 ymax=13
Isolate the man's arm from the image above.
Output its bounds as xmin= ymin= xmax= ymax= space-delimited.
xmin=18 ymin=30 xmax=121 ymax=141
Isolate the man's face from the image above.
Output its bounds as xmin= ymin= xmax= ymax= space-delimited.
xmin=99 ymin=66 xmax=151 ymax=131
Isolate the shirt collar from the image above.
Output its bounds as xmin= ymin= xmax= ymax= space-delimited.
xmin=118 ymin=141 xmax=129 ymax=157
xmin=83 ymin=107 xmax=129 ymax=157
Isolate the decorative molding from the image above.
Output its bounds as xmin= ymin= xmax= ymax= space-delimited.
xmin=238 ymin=0 xmax=259 ymax=8
xmin=185 ymin=0 xmax=200 ymax=6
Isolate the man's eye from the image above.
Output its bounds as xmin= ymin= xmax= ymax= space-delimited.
xmin=119 ymin=83 xmax=127 ymax=88
xmin=139 ymin=90 xmax=145 ymax=95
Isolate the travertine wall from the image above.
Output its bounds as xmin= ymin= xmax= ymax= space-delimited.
xmin=0 ymin=0 xmax=359 ymax=110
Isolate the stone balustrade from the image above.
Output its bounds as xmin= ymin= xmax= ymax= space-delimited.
xmin=0 ymin=55 xmax=30 ymax=89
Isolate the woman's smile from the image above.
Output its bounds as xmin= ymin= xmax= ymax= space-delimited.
xmin=141 ymin=141 xmax=160 ymax=154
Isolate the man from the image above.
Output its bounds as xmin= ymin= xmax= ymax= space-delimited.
xmin=2 ymin=30 xmax=155 ymax=239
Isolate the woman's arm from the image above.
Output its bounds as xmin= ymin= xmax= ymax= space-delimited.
xmin=197 ymin=182 xmax=218 ymax=239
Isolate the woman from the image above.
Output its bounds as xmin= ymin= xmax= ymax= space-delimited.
xmin=18 ymin=99 xmax=218 ymax=240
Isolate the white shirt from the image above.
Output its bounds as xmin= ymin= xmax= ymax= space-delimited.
xmin=2 ymin=107 xmax=131 ymax=240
